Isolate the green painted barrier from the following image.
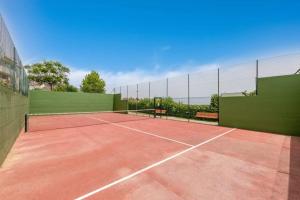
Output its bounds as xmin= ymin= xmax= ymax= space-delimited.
xmin=29 ymin=90 xmax=115 ymax=114
xmin=220 ymin=74 xmax=300 ymax=136
xmin=113 ymin=94 xmax=128 ymax=111
xmin=0 ymin=85 xmax=28 ymax=166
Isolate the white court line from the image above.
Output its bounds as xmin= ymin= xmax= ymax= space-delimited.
xmin=74 ymin=128 xmax=236 ymax=200
xmin=87 ymin=116 xmax=193 ymax=147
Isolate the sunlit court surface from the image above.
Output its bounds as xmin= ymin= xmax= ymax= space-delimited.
xmin=0 ymin=112 xmax=299 ymax=200
xmin=1 ymin=0 xmax=300 ymax=199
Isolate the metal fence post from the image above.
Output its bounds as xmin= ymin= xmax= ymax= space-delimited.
xmin=148 ymin=82 xmax=151 ymax=117
xmin=166 ymin=78 xmax=169 ymax=119
xmin=126 ymin=85 xmax=129 ymax=110
xmin=187 ymin=74 xmax=190 ymax=122
xmin=148 ymin=82 xmax=151 ymax=102
xmin=136 ymin=84 xmax=138 ymax=113
xmin=256 ymin=59 xmax=259 ymax=95
xmin=13 ymin=47 xmax=16 ymax=91
xmin=166 ymin=78 xmax=168 ymax=97
xmin=218 ymin=68 xmax=220 ymax=125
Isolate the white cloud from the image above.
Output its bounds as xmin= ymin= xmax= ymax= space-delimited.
xmin=68 ymin=68 xmax=89 ymax=88
xmin=65 ymin=53 xmax=300 ymax=104
xmin=22 ymin=51 xmax=300 ymax=103
xmin=69 ymin=63 xmax=219 ymax=95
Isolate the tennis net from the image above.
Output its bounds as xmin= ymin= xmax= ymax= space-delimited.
xmin=26 ymin=109 xmax=156 ymax=132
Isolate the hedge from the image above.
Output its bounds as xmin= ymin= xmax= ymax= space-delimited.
xmin=127 ymin=95 xmax=219 ymax=121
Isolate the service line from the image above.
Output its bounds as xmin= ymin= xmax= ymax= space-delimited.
xmin=87 ymin=116 xmax=194 ymax=147
xmin=74 ymin=128 xmax=236 ymax=200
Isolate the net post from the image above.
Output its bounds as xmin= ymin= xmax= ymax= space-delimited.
xmin=256 ymin=59 xmax=258 ymax=95
xmin=24 ymin=113 xmax=28 ymax=133
xmin=187 ymin=74 xmax=190 ymax=122
xmin=217 ymin=68 xmax=220 ymax=125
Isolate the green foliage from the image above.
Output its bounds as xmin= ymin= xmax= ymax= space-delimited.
xmin=26 ymin=61 xmax=70 ymax=90
xmin=113 ymin=94 xmax=128 ymax=110
xmin=54 ymin=84 xmax=78 ymax=92
xmin=0 ymin=79 xmax=8 ymax=87
xmin=65 ymin=85 xmax=78 ymax=92
xmin=127 ymin=95 xmax=218 ymax=121
xmin=32 ymin=88 xmax=44 ymax=91
xmin=80 ymin=71 xmax=106 ymax=93
xmin=210 ymin=94 xmax=219 ymax=112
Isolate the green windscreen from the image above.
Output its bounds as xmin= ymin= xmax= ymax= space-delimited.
xmin=0 ymin=15 xmax=29 ymax=166
xmin=29 ymin=90 xmax=115 ymax=114
xmin=219 ymin=74 xmax=300 ymax=136
xmin=0 ymin=85 xmax=28 ymax=166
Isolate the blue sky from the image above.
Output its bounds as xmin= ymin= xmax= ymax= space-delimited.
xmin=1 ymin=0 xmax=300 ymax=88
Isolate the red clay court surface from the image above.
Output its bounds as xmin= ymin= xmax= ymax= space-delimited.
xmin=0 ymin=113 xmax=300 ymax=200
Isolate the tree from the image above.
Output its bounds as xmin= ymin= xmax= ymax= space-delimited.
xmin=80 ymin=71 xmax=106 ymax=93
xmin=54 ymin=84 xmax=78 ymax=92
xmin=210 ymin=94 xmax=219 ymax=112
xmin=26 ymin=61 xmax=70 ymax=91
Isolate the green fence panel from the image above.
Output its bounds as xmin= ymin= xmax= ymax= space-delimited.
xmin=0 ymin=85 xmax=28 ymax=166
xmin=113 ymin=94 xmax=128 ymax=111
xmin=220 ymin=74 xmax=300 ymax=136
xmin=29 ymin=91 xmax=115 ymax=114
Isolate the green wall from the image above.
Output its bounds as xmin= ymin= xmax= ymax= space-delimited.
xmin=220 ymin=74 xmax=300 ymax=136
xmin=113 ymin=94 xmax=128 ymax=111
xmin=0 ymin=85 xmax=28 ymax=166
xmin=29 ymin=90 xmax=114 ymax=114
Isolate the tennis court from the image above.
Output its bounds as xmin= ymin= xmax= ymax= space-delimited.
xmin=1 ymin=9 xmax=300 ymax=200
xmin=0 ymin=111 xmax=299 ymax=200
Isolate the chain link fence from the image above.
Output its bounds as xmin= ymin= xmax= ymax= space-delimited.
xmin=0 ymin=15 xmax=28 ymax=95
xmin=0 ymin=15 xmax=29 ymax=166
xmin=112 ymin=53 xmax=300 ymax=122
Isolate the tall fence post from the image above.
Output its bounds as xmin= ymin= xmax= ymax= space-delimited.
xmin=126 ymin=85 xmax=129 ymax=110
xmin=136 ymin=84 xmax=138 ymax=113
xmin=13 ymin=47 xmax=16 ymax=91
xmin=218 ymin=68 xmax=220 ymax=125
xmin=166 ymin=78 xmax=168 ymax=119
xmin=119 ymin=86 xmax=121 ymax=94
xmin=148 ymin=82 xmax=151 ymax=117
xmin=113 ymin=88 xmax=116 ymax=94
xmin=187 ymin=74 xmax=190 ymax=122
xmin=256 ymin=59 xmax=259 ymax=95
xmin=148 ymin=82 xmax=151 ymax=100
xmin=166 ymin=78 xmax=169 ymax=97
